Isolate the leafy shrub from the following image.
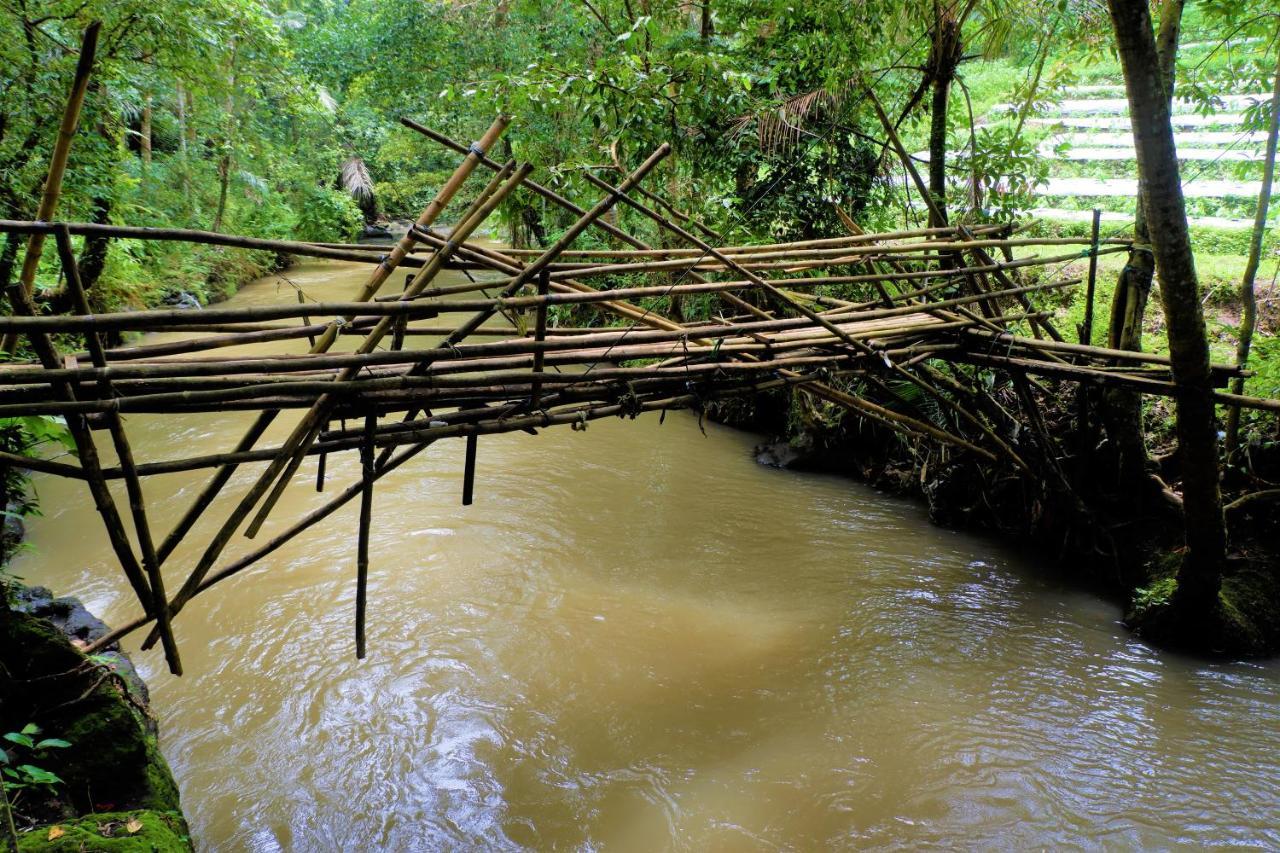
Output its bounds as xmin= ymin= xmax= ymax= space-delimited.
xmin=293 ymin=186 xmax=364 ymax=243
xmin=238 ymin=196 xmax=298 ymax=242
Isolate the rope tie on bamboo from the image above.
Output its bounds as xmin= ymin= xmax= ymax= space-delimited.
xmin=468 ymin=142 xmax=486 ymax=157
xmin=617 ymin=382 xmax=641 ymax=419
xmin=571 ymin=410 xmax=589 ymax=431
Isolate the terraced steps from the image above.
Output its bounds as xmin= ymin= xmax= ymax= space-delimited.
xmin=1028 ymin=114 xmax=1246 ymax=130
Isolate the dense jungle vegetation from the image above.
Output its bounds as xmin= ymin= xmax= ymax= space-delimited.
xmin=1 ymin=0 xmax=1278 ymax=650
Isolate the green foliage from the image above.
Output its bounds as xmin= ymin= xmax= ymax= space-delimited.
xmin=1131 ymin=576 xmax=1179 ymax=618
xmin=293 ymin=186 xmax=364 ymax=243
xmin=1 ymin=724 xmax=71 ymax=804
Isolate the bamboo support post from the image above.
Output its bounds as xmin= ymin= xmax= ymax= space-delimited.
xmin=356 ymin=412 xmax=375 ymax=659
xmin=532 ymin=269 xmax=550 ymax=408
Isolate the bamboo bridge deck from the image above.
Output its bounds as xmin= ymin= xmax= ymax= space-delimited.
xmin=2 ymin=115 xmax=1274 ymax=676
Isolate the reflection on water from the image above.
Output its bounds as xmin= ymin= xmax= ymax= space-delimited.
xmin=14 ymin=259 xmax=1280 ymax=851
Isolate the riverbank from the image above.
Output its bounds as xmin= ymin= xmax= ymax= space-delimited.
xmin=0 ymin=583 xmax=192 ymax=851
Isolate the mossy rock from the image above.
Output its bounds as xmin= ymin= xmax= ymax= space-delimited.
xmin=0 ymin=609 xmax=183 ymax=816
xmin=1218 ymin=565 xmax=1280 ymax=655
xmin=1127 ymin=557 xmax=1280 ymax=656
xmin=17 ymin=809 xmax=192 ymax=852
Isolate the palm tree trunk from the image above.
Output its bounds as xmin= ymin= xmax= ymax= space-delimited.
xmin=928 ymin=75 xmax=950 ymax=228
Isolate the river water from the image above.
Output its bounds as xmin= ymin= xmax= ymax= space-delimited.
xmin=13 ymin=258 xmax=1280 ymax=851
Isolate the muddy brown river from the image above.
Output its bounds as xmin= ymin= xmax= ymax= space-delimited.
xmin=13 ymin=258 xmax=1280 ymax=850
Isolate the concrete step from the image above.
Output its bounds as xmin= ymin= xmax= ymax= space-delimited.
xmin=1029 ymin=207 xmax=1267 ymax=230
xmin=1040 ymin=145 xmax=1264 ymax=162
xmin=997 ymin=93 xmax=1270 ymax=116
xmin=1041 ymin=176 xmax=1272 ymax=198
xmin=1046 ymin=130 xmax=1268 ymax=148
xmin=1027 ymin=114 xmax=1244 ymax=130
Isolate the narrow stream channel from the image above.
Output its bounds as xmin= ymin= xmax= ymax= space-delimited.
xmin=13 ymin=258 xmax=1280 ymax=850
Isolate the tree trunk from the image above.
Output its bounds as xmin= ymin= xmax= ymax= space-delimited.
xmin=212 ymin=43 xmax=238 ymax=234
xmin=1100 ymin=0 xmax=1181 ymax=500
xmin=1224 ymin=37 xmax=1280 ymax=456
xmin=140 ymin=94 xmax=152 ymax=172
xmin=1107 ymin=0 xmax=1226 ymax=605
xmin=175 ymin=81 xmax=196 ymax=215
xmin=78 ymin=195 xmax=112 ymax=296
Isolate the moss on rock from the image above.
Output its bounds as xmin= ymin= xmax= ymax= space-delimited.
xmin=17 ymin=809 xmax=191 ymax=852
xmin=1 ymin=606 xmax=188 ymax=843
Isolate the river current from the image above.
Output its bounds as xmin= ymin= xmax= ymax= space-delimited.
xmin=14 ymin=257 xmax=1280 ymax=850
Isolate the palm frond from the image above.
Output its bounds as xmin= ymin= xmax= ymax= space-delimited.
xmin=339 ymin=156 xmax=378 ymax=219
xmin=730 ymin=85 xmax=852 ymax=153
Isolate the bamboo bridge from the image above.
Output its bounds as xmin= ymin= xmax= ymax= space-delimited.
xmin=1 ymin=114 xmax=1275 ymax=677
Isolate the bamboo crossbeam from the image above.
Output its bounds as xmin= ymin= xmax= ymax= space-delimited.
xmin=0 ymin=287 xmax=1079 ymax=394
xmin=0 ymin=219 xmax=441 ymax=269
xmin=524 ymin=237 xmax=1126 ymax=282
xmin=0 ymin=322 xmax=951 ymax=415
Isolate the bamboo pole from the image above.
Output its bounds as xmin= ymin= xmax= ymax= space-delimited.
xmin=3 ymin=23 xmax=100 ymax=354
xmin=140 ymin=166 xmax=530 ymax=653
xmin=355 ymin=412 xmax=375 ymax=659
xmin=54 ymin=226 xmax=182 ymax=674
xmin=1081 ymin=208 xmax=1102 ymax=345
xmin=6 ymin=243 xmax=156 ymax=625
xmin=135 ymin=128 xmax=515 ymax=652
xmin=532 ymin=269 xmax=550 ymax=408
xmin=0 ymin=220 xmax=436 ymax=268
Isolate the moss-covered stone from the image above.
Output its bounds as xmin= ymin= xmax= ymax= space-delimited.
xmin=16 ymin=809 xmax=191 ymax=852
xmin=1126 ymin=554 xmax=1280 ymax=656
xmin=1 ymin=607 xmax=186 ymax=839
xmin=1218 ymin=565 xmax=1280 ymax=655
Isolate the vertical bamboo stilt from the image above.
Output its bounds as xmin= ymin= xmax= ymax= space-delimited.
xmin=297 ymin=289 xmax=316 ymax=349
xmin=1082 ymin=208 xmax=1102 ymax=346
xmin=462 ymin=434 xmax=477 ymax=507
xmin=531 ymin=268 xmax=550 ymax=408
xmin=356 ymin=412 xmax=375 ymax=659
